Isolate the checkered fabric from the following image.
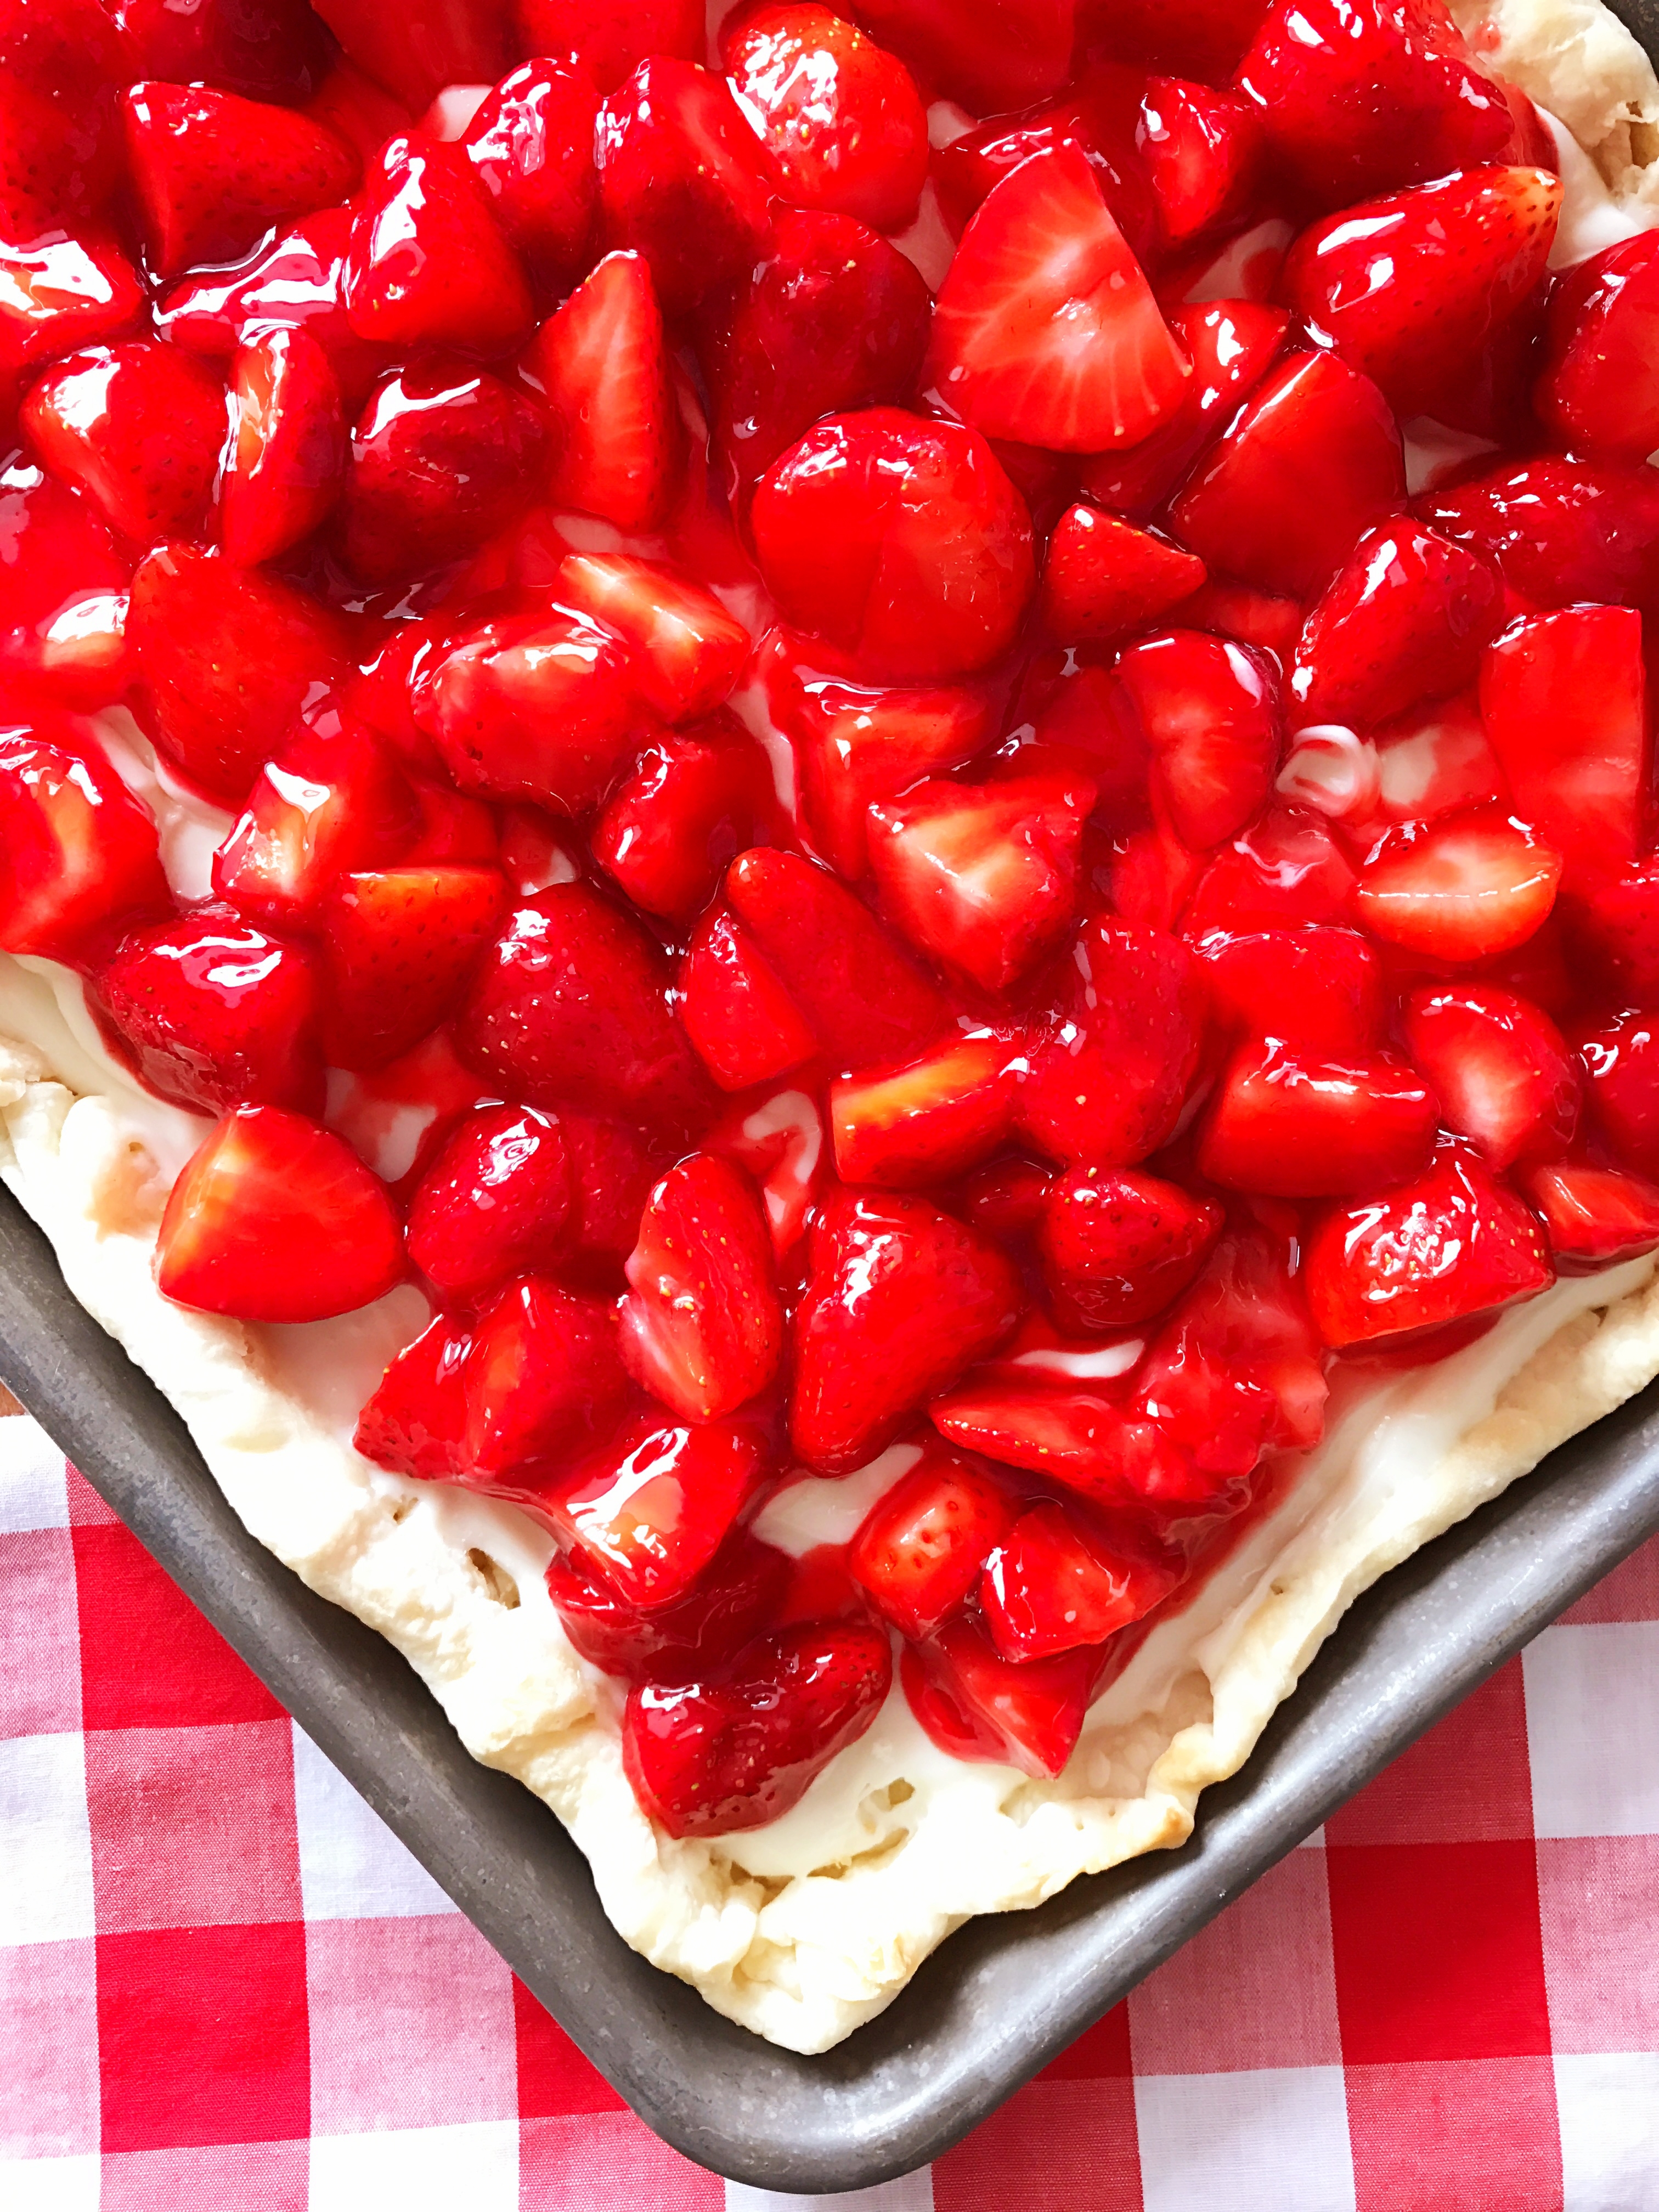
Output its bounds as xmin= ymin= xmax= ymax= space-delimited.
xmin=3 ymin=1412 xmax=1656 ymax=2212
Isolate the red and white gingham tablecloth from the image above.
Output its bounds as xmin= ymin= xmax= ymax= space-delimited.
xmin=3 ymin=1408 xmax=1657 ymax=2210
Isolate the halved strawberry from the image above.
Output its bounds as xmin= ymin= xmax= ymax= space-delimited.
xmin=624 ymin=1618 xmax=891 ymax=1837
xmin=1575 ymin=1011 xmax=1659 ymax=1180
xmin=155 ymin=1105 xmax=404 ymax=1323
xmin=1418 ymin=456 xmax=1659 ymax=614
xmin=901 ymin=1617 xmax=1101 ymax=1778
xmin=725 ymin=847 xmax=948 ymax=1070
xmin=123 ymin=83 xmax=358 ymax=279
xmin=0 ymin=716 xmax=168 ymax=964
xmin=1197 ymin=926 xmax=1383 ymax=1057
xmin=24 ymin=344 xmax=226 ymax=551
xmin=929 ymin=142 xmax=1188 ymax=454
xmin=127 ymin=544 xmax=352 ymax=808
xmin=1291 ymin=520 xmax=1504 ymax=730
xmin=528 ymin=252 xmax=679 ymax=533
xmin=1536 ymin=232 xmax=1659 ymax=464
xmin=928 ymin=1374 xmax=1150 ymax=1502
xmin=619 ymin=1155 xmax=783 ymax=1421
xmin=1040 ymin=1166 xmax=1222 ymax=1331
xmin=791 ymin=1188 xmax=1024 ymax=1473
xmin=550 ymin=1413 xmax=771 ymax=1612
xmin=461 ymin=1274 xmax=628 ymax=1479
xmin=1519 ymin=1160 xmax=1659 ymax=1276
xmin=547 ymin=1531 xmax=791 ymax=1685
xmin=310 ymin=0 xmax=507 ymax=107
xmin=212 ymin=722 xmax=417 ymax=930
xmin=1158 ymin=1214 xmax=1329 ymax=1449
xmin=1304 ymin=1143 xmax=1553 ymax=1349
xmin=515 ymin=0 xmax=703 ymax=94
xmin=1401 ymin=985 xmax=1577 ymax=1172
xmin=220 ymin=330 xmax=345 ymax=571
xmin=679 ymin=906 xmax=818 ymax=1093
xmin=848 ymin=1442 xmax=1012 ymax=1641
xmin=595 ymin=58 xmax=777 ymax=314
xmin=831 ymin=1036 xmax=1011 ymax=1189
xmin=354 ymin=1311 xmax=471 ymax=1481
xmin=556 ymin=554 xmax=749 ymax=725
xmin=1198 ymin=1039 xmax=1439 ymax=1197
xmin=406 ymin=1104 xmax=571 ymax=1306
xmin=91 ymin=906 xmax=324 ymax=1116
xmin=462 ymin=59 xmax=599 ymax=285
xmin=592 ymin=719 xmax=781 ymax=925
xmin=981 ymin=1501 xmax=1184 ymax=1663
xmin=1353 ymin=808 xmax=1562 ymax=963
xmin=867 ymin=772 xmax=1097 ymax=994
xmin=1170 ymin=351 xmax=1405 ymax=600
xmin=1040 ymin=507 xmax=1205 ymax=642
xmin=1479 ymin=607 xmax=1647 ymax=877
xmin=318 ymin=865 xmax=509 ymax=1070
xmin=1182 ymin=805 xmax=1357 ymax=936
xmin=0 ymin=234 xmax=143 ymax=379
xmin=1113 ymin=628 xmax=1281 ymax=850
xmin=345 ymin=134 xmax=533 ymax=354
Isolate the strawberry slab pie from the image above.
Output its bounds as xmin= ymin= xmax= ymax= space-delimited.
xmin=8 ymin=0 xmax=1659 ymax=2058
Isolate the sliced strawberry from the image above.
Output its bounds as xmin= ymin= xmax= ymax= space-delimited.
xmin=901 ymin=1617 xmax=1099 ymax=1778
xmin=528 ymin=252 xmax=679 ymax=533
xmin=1040 ymin=1167 xmax=1222 ymax=1331
xmin=1479 ymin=607 xmax=1647 ymax=877
xmin=1372 ymin=693 xmax=1507 ymax=825
xmin=354 ymin=1311 xmax=471 ymax=1481
xmin=928 ymin=1375 xmax=1155 ymax=1503
xmin=1353 ymin=808 xmax=1561 ymax=963
xmin=725 ymin=847 xmax=948 ymax=1070
xmin=791 ymin=1188 xmax=1023 ymax=1473
xmin=1113 ymin=628 xmax=1281 ymax=850
xmin=405 ymin=1104 xmax=571 ymax=1306
xmin=1575 ymin=1011 xmax=1659 ymax=1180
xmin=456 ymin=884 xmax=714 ymax=1132
xmin=0 ymin=234 xmax=143 ymax=379
xmin=1519 ymin=1160 xmax=1659 ymax=1276
xmin=831 ymin=1036 xmax=1012 ymax=1189
xmin=619 ymin=1156 xmax=783 ymax=1422
xmin=679 ymin=906 xmax=818 ymax=1093
xmin=624 ymin=1618 xmax=891 ymax=1837
xmin=593 ymin=719 xmax=780 ymax=926
xmin=930 ymin=143 xmax=1188 ymax=455
xmin=412 ymin=603 xmax=655 ymax=816
xmin=1170 ymin=351 xmax=1404 ymax=600
xmin=1401 ymin=985 xmax=1577 ymax=1172
xmin=23 ymin=344 xmax=225 ymax=552
xmin=342 ymin=364 xmax=548 ymax=584
xmin=596 ymin=58 xmax=777 ymax=314
xmin=547 ymin=1531 xmax=791 ymax=1685
xmin=1041 ymin=507 xmax=1205 ymax=643
xmin=461 ymin=1274 xmax=628 ymax=1479
xmin=867 ymin=772 xmax=1096 ymax=994
xmin=1019 ymin=919 xmax=1206 ymax=1166
xmin=123 ymin=83 xmax=358 ymax=280
xmin=462 ymin=59 xmax=599 ymax=285
xmin=1291 ymin=520 xmax=1504 ymax=730
xmin=1282 ymin=166 xmax=1561 ymax=433
xmin=0 ymin=716 xmax=168 ymax=964
xmin=345 ymin=134 xmax=533 ymax=355
xmin=981 ymin=1501 xmax=1184 ymax=1663
xmin=515 ymin=0 xmax=703 ymax=95
xmin=1418 ymin=457 xmax=1659 ymax=614
xmin=1197 ymin=926 xmax=1383 ymax=1057
xmin=848 ymin=1443 xmax=1011 ymax=1641
xmin=310 ymin=0 xmax=507 ymax=108
xmin=1304 ymin=1143 xmax=1553 ymax=1349
xmin=220 ymin=331 xmax=345 ymax=571
xmin=0 ymin=467 xmax=131 ymax=715
xmin=212 ymin=723 xmax=417 ymax=930
xmin=1236 ymin=0 xmax=1541 ymax=206
xmin=750 ymin=408 xmax=1035 ymax=682
xmin=1182 ymin=805 xmax=1357 ymax=936
xmin=1198 ymin=1039 xmax=1438 ymax=1197
xmin=724 ymin=5 xmax=929 ymax=232
xmin=155 ymin=1105 xmax=403 ymax=1323
xmin=556 ymin=555 xmax=749 ymax=725
xmin=699 ymin=208 xmax=932 ymax=493
xmin=550 ymin=1413 xmax=771 ymax=1616
xmin=319 ymin=865 xmax=509 ymax=1070
xmin=1536 ymin=232 xmax=1659 ymax=464
xmin=1160 ymin=1214 xmax=1329 ymax=1450
xmin=855 ymin=0 xmax=1075 ymax=111
xmin=128 ymin=545 xmax=352 ymax=808
xmin=91 ymin=907 xmax=323 ymax=1116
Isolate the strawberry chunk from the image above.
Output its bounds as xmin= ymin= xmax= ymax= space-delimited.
xmin=212 ymin=722 xmax=417 ymax=930
xmin=592 ymin=720 xmax=781 ymax=925
xmin=220 ymin=331 xmax=345 ymax=571
xmin=981 ymin=1502 xmax=1184 ymax=1663
xmin=930 ymin=142 xmax=1188 ymax=454
xmin=791 ymin=1188 xmax=1023 ymax=1472
xmin=91 ymin=907 xmax=323 ymax=1116
xmin=561 ymin=1113 xmax=667 ymax=1271
xmin=514 ymin=0 xmax=703 ymax=95
xmin=1113 ymin=628 xmax=1281 ymax=850
xmin=619 ymin=1156 xmax=783 ymax=1421
xmin=1172 ymin=352 xmax=1404 ymax=600
xmin=122 ymin=83 xmax=357 ymax=281
xmin=116 ymin=0 xmax=335 ymax=100
xmin=1560 ymin=859 xmax=1659 ymax=1007
xmin=1418 ymin=457 xmax=1659 ymax=614
xmin=345 ymin=134 xmax=533 ymax=355
xmin=152 ymin=209 xmax=379 ymax=400
xmin=867 ymin=772 xmax=1096 ymax=994
xmin=848 ymin=1443 xmax=1012 ymax=1640
xmin=550 ymin=1415 xmax=771 ymax=1610
xmin=1041 ymin=507 xmax=1206 ymax=643
xmin=1040 ymin=1167 xmax=1222 ymax=1330
xmin=1354 ymin=808 xmax=1561 ymax=964
xmin=1536 ymin=232 xmax=1659 ymax=464
xmin=830 ymin=1036 xmax=1012 ymax=1188
xmin=354 ymin=1311 xmax=470 ymax=1480
xmin=0 ymin=467 xmax=130 ymax=716
xmin=462 ymin=1275 xmax=628 ymax=1479
xmin=1019 ymin=920 xmax=1206 ymax=1166
xmin=1304 ymin=1144 xmax=1552 ymax=1349
xmin=318 ymin=865 xmax=509 ymax=1070
xmin=23 ymin=344 xmax=225 ymax=551
xmin=462 ymin=59 xmax=599 ymax=285
xmin=624 ymin=1618 xmax=891 ymax=1837
xmin=1401 ymin=985 xmax=1578 ymax=1172
xmin=1196 ymin=926 xmax=1383 ymax=1057
xmin=853 ymin=0 xmax=1075 ymax=111
xmin=1182 ymin=805 xmax=1357 ymax=936
xmin=1140 ymin=76 xmax=1263 ymax=245
xmin=0 ymin=234 xmax=143 ymax=379
xmin=1518 ymin=1161 xmax=1659 ymax=1276
xmin=556 ymin=555 xmax=749 ymax=725
xmin=595 ymin=59 xmax=777 ymax=314
xmin=679 ymin=906 xmax=817 ymax=1092
xmin=1198 ymin=1039 xmax=1438 ymax=1197
xmin=0 ymin=716 xmax=168 ymax=964
xmin=1291 ymin=520 xmax=1503 ymax=730
xmin=528 ymin=251 xmax=679 ymax=533
xmin=156 ymin=1105 xmax=404 ymax=1322
xmin=406 ymin=1104 xmax=571 ymax=1305
xmin=901 ymin=1617 xmax=1100 ymax=1779
xmin=547 ymin=1532 xmax=791 ymax=1685
xmin=1575 ymin=1011 xmax=1659 ymax=1180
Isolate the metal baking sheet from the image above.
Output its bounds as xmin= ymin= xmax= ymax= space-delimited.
xmin=5 ymin=1181 xmax=1659 ymax=2191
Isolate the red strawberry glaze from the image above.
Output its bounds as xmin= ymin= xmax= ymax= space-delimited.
xmin=3 ymin=0 xmax=1657 ymax=1841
